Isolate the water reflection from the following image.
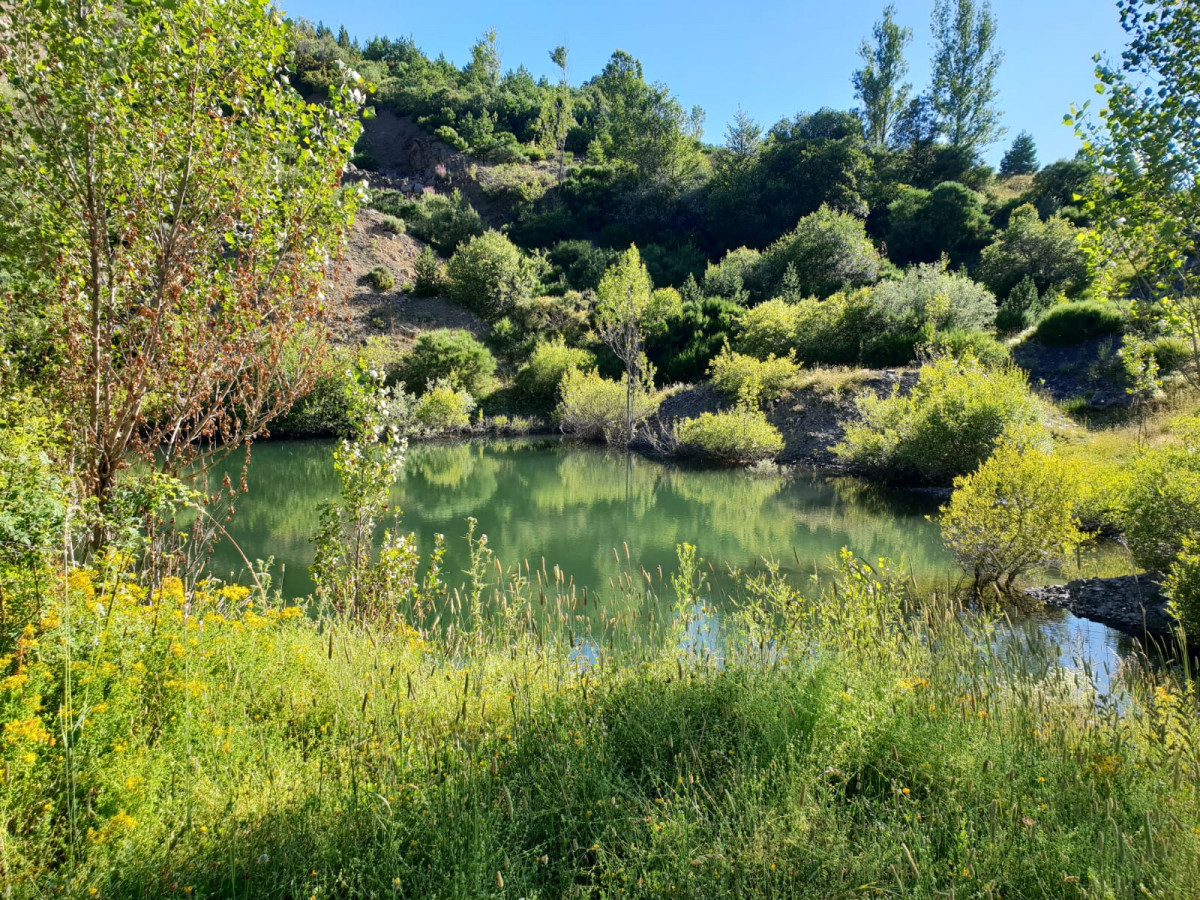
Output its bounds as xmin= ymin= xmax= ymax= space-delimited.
xmin=210 ymin=437 xmax=955 ymax=605
xmin=208 ymin=437 xmax=1137 ymax=678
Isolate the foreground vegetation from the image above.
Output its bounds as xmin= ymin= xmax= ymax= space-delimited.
xmin=3 ymin=542 xmax=1200 ymax=899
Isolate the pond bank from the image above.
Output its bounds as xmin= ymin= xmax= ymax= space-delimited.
xmin=1025 ymin=573 xmax=1173 ymax=638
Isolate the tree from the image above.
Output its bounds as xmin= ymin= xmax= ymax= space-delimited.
xmin=940 ymin=440 xmax=1082 ymax=591
xmin=978 ymin=204 xmax=1089 ymax=298
xmin=591 ymin=51 xmax=704 ymax=192
xmin=446 ymin=231 xmax=541 ymax=321
xmin=886 ymin=182 xmax=992 ymax=266
xmin=466 ymin=28 xmax=501 ymax=88
xmin=713 ymin=107 xmax=763 ymax=184
xmin=760 ymin=206 xmax=884 ymax=298
xmin=1070 ymin=0 xmax=1200 ymax=384
xmin=595 ymin=247 xmax=680 ymax=442
xmin=0 ymin=0 xmax=364 ymax=533
xmin=930 ymin=0 xmax=1005 ymax=155
xmin=549 ymin=46 xmax=573 ymax=182
xmin=999 ymin=131 xmax=1039 ymax=175
xmin=853 ymin=5 xmax=914 ymax=148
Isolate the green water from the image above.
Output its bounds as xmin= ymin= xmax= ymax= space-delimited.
xmin=210 ymin=436 xmax=955 ymax=604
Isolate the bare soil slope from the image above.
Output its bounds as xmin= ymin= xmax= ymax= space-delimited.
xmin=325 ymin=208 xmax=487 ymax=347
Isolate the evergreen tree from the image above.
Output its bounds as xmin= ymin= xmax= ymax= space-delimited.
xmin=999 ymin=131 xmax=1039 ymax=175
xmin=930 ymin=0 xmax=1005 ymax=156
xmin=852 ymin=5 xmax=913 ymax=148
xmin=337 ymin=25 xmax=352 ymax=50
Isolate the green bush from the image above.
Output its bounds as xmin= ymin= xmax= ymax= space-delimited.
xmin=759 ymin=205 xmax=883 ymax=298
xmin=397 ymin=329 xmax=496 ymax=398
xmin=886 ymin=181 xmax=992 ymax=267
xmin=514 ymin=341 xmax=597 ymax=412
xmin=446 ymin=230 xmax=541 ymax=321
xmin=646 ymin=297 xmax=746 ymax=384
xmin=556 ymin=369 xmax=661 ymax=446
xmin=1033 ymin=301 xmax=1125 ymax=346
xmin=940 ymin=441 xmax=1082 ymax=590
xmin=707 ymin=346 xmax=801 ymax=403
xmin=1121 ymin=420 xmax=1200 ymax=572
xmin=870 ymin=260 xmax=998 ymax=334
xmin=1165 ymin=537 xmax=1200 ymax=635
xmin=675 ymin=406 xmax=785 ymax=463
xmin=371 ymin=188 xmax=484 ymax=253
xmin=413 ymin=246 xmax=444 ymax=297
xmin=995 ymin=276 xmax=1041 ymax=333
xmin=0 ymin=396 xmax=64 ymax=569
xmin=380 ymin=215 xmax=406 ymax=235
xmin=836 ymin=354 xmax=1047 ymax=484
xmin=736 ymin=292 xmax=899 ymax=367
xmin=703 ymin=247 xmax=762 ymax=301
xmin=367 ymin=266 xmax=395 ymax=292
xmin=928 ymin=330 xmax=1012 ymax=369
xmin=1152 ymin=334 xmax=1192 ymax=375
xmin=978 ymin=204 xmax=1090 ymax=299
xmin=414 ymin=378 xmax=475 ymax=431
xmin=547 ymin=240 xmax=619 ymax=292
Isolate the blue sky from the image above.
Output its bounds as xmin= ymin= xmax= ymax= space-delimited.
xmin=280 ymin=0 xmax=1129 ymax=167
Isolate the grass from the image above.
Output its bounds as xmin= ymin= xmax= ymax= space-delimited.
xmin=3 ymin=542 xmax=1200 ymax=899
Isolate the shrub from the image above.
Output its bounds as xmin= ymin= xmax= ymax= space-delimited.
xmin=736 ymin=293 xmax=887 ymax=367
xmin=940 ymin=441 xmax=1082 ymax=590
xmin=996 ymin=276 xmax=1041 ymax=333
xmin=870 ymin=259 xmax=998 ymax=334
xmin=556 ymin=369 xmax=661 ymax=446
xmin=414 ymin=379 xmax=475 ymax=431
xmin=736 ymin=298 xmax=805 ymax=361
xmin=708 ymin=346 xmax=801 ymax=403
xmin=886 ymin=181 xmax=992 ymax=266
xmin=413 ymin=246 xmax=444 ymax=297
xmin=928 ymin=330 xmax=1012 ymax=369
xmin=646 ymin=297 xmax=745 ymax=384
xmin=978 ymin=205 xmax=1090 ymax=299
xmin=514 ymin=341 xmax=597 ymax=412
xmin=703 ymin=247 xmax=762 ymax=301
xmin=1121 ymin=421 xmax=1200 ymax=571
xmin=836 ymin=354 xmax=1047 ymax=484
xmin=0 ymin=396 xmax=65 ymax=569
xmin=759 ymin=205 xmax=883 ymax=298
xmin=1152 ymin=334 xmax=1192 ymax=375
xmin=367 ymin=266 xmax=395 ymax=292
xmin=446 ymin=230 xmax=541 ymax=320
xmin=380 ymin=215 xmax=406 ymax=235
xmin=675 ymin=406 xmax=785 ymax=463
xmin=1033 ymin=301 xmax=1125 ymax=345
xmin=547 ymin=240 xmax=619 ymax=292
xmin=397 ymin=329 xmax=496 ymax=398
xmin=1165 ymin=537 xmax=1200 ymax=635
xmin=371 ymin=188 xmax=484 ymax=253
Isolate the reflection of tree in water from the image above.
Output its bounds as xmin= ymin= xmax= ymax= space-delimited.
xmin=212 ymin=438 xmax=959 ymax=622
xmin=400 ymin=442 xmax=501 ymax=519
xmin=531 ymin=448 xmax=661 ymax=517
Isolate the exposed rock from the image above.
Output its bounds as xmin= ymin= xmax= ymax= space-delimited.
xmin=1024 ymin=574 xmax=1173 ymax=638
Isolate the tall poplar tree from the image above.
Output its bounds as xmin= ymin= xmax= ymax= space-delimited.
xmin=930 ymin=0 xmax=1005 ymax=156
xmin=852 ymin=5 xmax=914 ymax=148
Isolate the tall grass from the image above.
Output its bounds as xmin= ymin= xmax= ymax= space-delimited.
xmin=1 ymin=541 xmax=1199 ymax=898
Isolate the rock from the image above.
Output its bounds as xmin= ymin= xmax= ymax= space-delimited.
xmin=1024 ymin=574 xmax=1173 ymax=637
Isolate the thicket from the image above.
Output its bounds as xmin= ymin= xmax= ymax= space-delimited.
xmin=513 ymin=340 xmax=597 ymax=411
xmin=1033 ymin=300 xmax=1125 ymax=346
xmin=556 ymin=369 xmax=661 ymax=445
xmin=836 ymin=354 xmax=1046 ymax=484
xmin=674 ymin=405 xmax=785 ymax=463
xmin=396 ymin=329 xmax=496 ymax=398
xmin=940 ymin=441 xmax=1082 ymax=590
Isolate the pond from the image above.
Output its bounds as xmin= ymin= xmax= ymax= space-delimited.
xmin=208 ymin=436 xmax=1137 ymax=672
